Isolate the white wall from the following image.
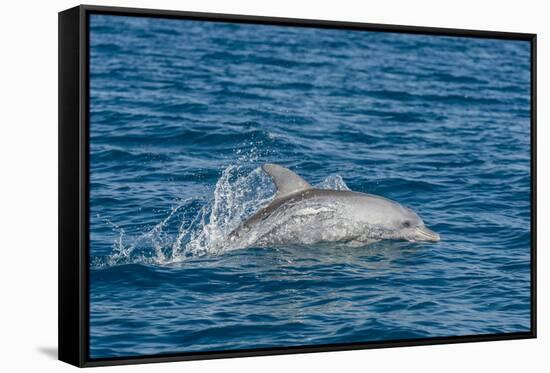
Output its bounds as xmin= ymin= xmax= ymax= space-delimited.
xmin=0 ymin=0 xmax=545 ymax=371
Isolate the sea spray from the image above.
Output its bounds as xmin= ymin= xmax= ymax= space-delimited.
xmin=176 ymin=165 xmax=275 ymax=257
xmin=92 ymin=163 xmax=350 ymax=267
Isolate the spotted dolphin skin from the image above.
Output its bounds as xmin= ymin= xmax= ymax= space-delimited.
xmin=227 ymin=163 xmax=440 ymax=248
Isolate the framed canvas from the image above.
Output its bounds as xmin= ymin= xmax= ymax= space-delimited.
xmin=58 ymin=5 xmax=537 ymax=367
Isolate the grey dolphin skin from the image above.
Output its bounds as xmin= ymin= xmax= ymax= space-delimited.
xmin=227 ymin=163 xmax=440 ymax=248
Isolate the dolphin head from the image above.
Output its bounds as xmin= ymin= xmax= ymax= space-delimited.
xmin=390 ymin=206 xmax=440 ymax=243
xmin=347 ymin=193 xmax=440 ymax=244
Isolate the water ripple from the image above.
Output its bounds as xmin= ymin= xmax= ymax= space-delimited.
xmin=88 ymin=15 xmax=531 ymax=358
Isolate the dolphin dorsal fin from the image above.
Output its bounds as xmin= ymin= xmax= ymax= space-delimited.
xmin=262 ymin=163 xmax=312 ymax=200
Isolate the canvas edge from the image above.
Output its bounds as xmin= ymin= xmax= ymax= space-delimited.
xmin=59 ymin=5 xmax=86 ymax=367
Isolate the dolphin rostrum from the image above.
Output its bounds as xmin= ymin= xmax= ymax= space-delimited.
xmin=227 ymin=163 xmax=440 ymax=248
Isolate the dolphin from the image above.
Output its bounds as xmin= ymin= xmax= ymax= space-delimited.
xmin=227 ymin=163 xmax=440 ymax=248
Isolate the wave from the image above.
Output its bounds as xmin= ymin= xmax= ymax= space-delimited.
xmin=91 ymin=159 xmax=351 ymax=269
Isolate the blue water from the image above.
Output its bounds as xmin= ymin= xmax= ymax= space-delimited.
xmin=88 ymin=15 xmax=532 ymax=359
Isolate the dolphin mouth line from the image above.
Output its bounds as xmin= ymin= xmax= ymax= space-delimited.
xmin=414 ymin=227 xmax=440 ymax=242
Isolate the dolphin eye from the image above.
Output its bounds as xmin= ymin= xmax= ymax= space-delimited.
xmin=402 ymin=221 xmax=411 ymax=228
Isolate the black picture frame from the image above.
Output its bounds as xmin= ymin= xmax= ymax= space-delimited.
xmin=58 ymin=4 xmax=537 ymax=367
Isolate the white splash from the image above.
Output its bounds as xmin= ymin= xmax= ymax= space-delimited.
xmin=315 ymin=174 xmax=350 ymax=191
xmin=94 ymin=163 xmax=351 ymax=267
xmin=175 ymin=165 xmax=275 ymax=257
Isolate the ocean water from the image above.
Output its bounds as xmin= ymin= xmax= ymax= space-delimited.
xmin=88 ymin=15 xmax=532 ymax=359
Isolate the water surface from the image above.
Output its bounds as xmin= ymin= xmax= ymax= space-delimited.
xmin=89 ymin=15 xmax=531 ymax=358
